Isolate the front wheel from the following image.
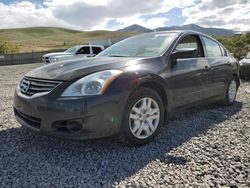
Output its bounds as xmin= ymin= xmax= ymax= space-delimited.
xmin=121 ymin=87 xmax=165 ymax=146
xmin=222 ymin=78 xmax=238 ymax=105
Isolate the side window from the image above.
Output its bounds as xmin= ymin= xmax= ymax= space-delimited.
xmin=92 ymin=47 xmax=102 ymax=54
xmin=175 ymin=35 xmax=204 ymax=58
xmin=202 ymin=37 xmax=223 ymax=57
xmin=76 ymin=47 xmax=90 ymax=54
xmin=219 ymin=45 xmax=228 ymax=56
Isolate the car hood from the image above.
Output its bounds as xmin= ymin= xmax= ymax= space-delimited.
xmin=43 ymin=52 xmax=72 ymax=57
xmin=26 ymin=57 xmax=142 ymax=81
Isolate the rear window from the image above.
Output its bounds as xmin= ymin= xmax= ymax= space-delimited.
xmin=92 ymin=47 xmax=102 ymax=54
xmin=219 ymin=45 xmax=228 ymax=56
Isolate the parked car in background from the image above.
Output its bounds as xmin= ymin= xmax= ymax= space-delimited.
xmin=42 ymin=45 xmax=104 ymax=65
xmin=239 ymin=52 xmax=250 ymax=79
xmin=14 ymin=31 xmax=240 ymax=146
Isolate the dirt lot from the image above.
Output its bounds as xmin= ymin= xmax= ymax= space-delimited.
xmin=0 ymin=63 xmax=249 ymax=187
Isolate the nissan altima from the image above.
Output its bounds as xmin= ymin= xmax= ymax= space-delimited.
xmin=14 ymin=31 xmax=240 ymax=146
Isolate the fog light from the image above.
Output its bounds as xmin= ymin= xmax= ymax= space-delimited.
xmin=66 ymin=121 xmax=83 ymax=132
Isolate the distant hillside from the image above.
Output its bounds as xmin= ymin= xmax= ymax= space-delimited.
xmin=118 ymin=24 xmax=153 ymax=33
xmin=0 ymin=27 xmax=135 ymax=52
xmin=0 ymin=25 xmax=240 ymax=53
xmin=118 ymin=24 xmax=236 ymax=36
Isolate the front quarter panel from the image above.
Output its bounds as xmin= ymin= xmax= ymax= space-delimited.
xmin=104 ymin=57 xmax=168 ymax=96
xmin=103 ymin=66 xmax=171 ymax=120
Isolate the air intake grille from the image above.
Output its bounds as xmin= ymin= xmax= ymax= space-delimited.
xmin=42 ymin=57 xmax=51 ymax=64
xmin=20 ymin=77 xmax=61 ymax=96
xmin=14 ymin=108 xmax=41 ymax=129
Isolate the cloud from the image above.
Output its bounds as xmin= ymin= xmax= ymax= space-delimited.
xmin=0 ymin=1 xmax=71 ymax=29
xmin=182 ymin=0 xmax=250 ymax=31
xmin=0 ymin=0 xmax=249 ymax=31
xmin=50 ymin=0 xmax=170 ymax=29
xmin=0 ymin=0 xmax=197 ymax=30
xmin=142 ymin=17 xmax=169 ymax=29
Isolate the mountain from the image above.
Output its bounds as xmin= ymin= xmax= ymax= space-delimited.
xmin=118 ymin=24 xmax=236 ymax=36
xmin=118 ymin=24 xmax=154 ymax=33
xmin=156 ymin=24 xmax=235 ymax=36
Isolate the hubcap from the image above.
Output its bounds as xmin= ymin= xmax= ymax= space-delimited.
xmin=228 ymin=80 xmax=237 ymax=103
xmin=129 ymin=97 xmax=160 ymax=139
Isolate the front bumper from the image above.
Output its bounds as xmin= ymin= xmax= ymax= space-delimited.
xmin=13 ymin=88 xmax=126 ymax=140
xmin=240 ymin=65 xmax=250 ymax=79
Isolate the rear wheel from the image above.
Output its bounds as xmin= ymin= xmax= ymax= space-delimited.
xmin=121 ymin=87 xmax=165 ymax=146
xmin=222 ymin=78 xmax=238 ymax=105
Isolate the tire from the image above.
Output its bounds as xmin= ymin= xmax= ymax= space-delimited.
xmin=222 ymin=77 xmax=238 ymax=106
xmin=120 ymin=87 xmax=165 ymax=146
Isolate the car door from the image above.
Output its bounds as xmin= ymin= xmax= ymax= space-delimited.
xmin=168 ymin=34 xmax=209 ymax=107
xmin=200 ymin=36 xmax=231 ymax=98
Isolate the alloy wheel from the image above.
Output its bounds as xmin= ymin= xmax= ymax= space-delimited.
xmin=129 ymin=97 xmax=160 ymax=139
xmin=228 ymin=80 xmax=237 ymax=103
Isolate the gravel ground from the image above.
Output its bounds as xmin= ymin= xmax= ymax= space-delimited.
xmin=0 ymin=63 xmax=249 ymax=188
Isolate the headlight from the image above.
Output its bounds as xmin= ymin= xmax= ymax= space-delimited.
xmin=51 ymin=57 xmax=59 ymax=62
xmin=239 ymin=61 xmax=243 ymax=66
xmin=61 ymin=70 xmax=123 ymax=97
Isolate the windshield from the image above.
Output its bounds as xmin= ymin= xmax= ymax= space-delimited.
xmin=65 ymin=46 xmax=79 ymax=53
xmin=245 ymin=52 xmax=250 ymax=59
xmin=97 ymin=33 xmax=177 ymax=58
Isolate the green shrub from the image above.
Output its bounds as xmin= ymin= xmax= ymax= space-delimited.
xmin=0 ymin=41 xmax=19 ymax=54
xmin=216 ymin=33 xmax=250 ymax=60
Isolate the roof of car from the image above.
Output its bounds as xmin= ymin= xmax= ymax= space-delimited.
xmin=140 ymin=30 xmax=208 ymax=36
xmin=74 ymin=45 xmax=104 ymax=48
xmin=136 ymin=30 xmax=219 ymax=43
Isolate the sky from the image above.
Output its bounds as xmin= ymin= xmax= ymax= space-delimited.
xmin=0 ymin=0 xmax=249 ymax=31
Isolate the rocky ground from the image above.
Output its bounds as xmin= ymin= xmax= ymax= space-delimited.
xmin=0 ymin=63 xmax=249 ymax=188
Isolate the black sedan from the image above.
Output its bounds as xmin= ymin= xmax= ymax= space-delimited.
xmin=239 ymin=51 xmax=250 ymax=79
xmin=14 ymin=31 xmax=240 ymax=146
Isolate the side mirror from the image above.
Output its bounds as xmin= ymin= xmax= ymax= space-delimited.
xmin=240 ymin=56 xmax=244 ymax=59
xmin=171 ymin=48 xmax=198 ymax=59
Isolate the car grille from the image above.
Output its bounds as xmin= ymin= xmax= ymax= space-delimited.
xmin=42 ymin=57 xmax=51 ymax=64
xmin=14 ymin=108 xmax=41 ymax=129
xmin=20 ymin=77 xmax=61 ymax=96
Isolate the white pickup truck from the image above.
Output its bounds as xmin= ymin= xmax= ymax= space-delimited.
xmin=42 ymin=45 xmax=104 ymax=65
